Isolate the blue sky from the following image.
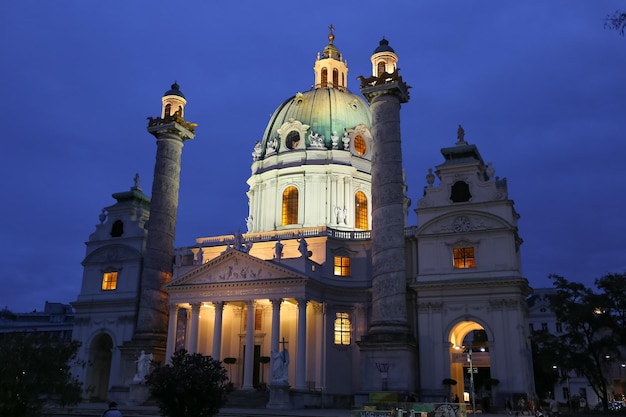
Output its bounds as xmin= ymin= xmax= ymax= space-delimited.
xmin=1 ymin=1 xmax=625 ymax=312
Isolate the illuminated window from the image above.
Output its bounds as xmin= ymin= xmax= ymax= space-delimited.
xmin=321 ymin=68 xmax=328 ymax=86
xmin=355 ymin=191 xmax=368 ymax=230
xmin=333 ymin=68 xmax=339 ymax=86
xmin=453 ymin=247 xmax=475 ymax=269
xmin=334 ymin=256 xmax=351 ymax=276
xmin=102 ymin=272 xmax=118 ymax=291
xmin=281 ymin=186 xmax=298 ymax=225
xmin=243 ymin=308 xmax=263 ymax=331
xmin=377 ymin=61 xmax=386 ymax=76
xmin=354 ymin=135 xmax=366 ymax=156
xmin=334 ymin=312 xmax=351 ymax=345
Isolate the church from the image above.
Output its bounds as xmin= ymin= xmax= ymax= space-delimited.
xmin=71 ymin=29 xmax=535 ymax=409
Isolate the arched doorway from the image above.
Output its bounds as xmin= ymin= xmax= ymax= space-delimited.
xmin=85 ymin=333 xmax=113 ymax=401
xmin=449 ymin=322 xmax=494 ymax=412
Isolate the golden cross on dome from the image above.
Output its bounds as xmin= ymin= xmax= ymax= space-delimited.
xmin=328 ymin=24 xmax=335 ymax=44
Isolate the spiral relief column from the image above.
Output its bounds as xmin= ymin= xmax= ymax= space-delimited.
xmin=357 ymin=39 xmax=416 ymax=393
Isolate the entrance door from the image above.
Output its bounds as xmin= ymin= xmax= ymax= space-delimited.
xmin=86 ymin=333 xmax=112 ymax=401
xmin=242 ymin=344 xmax=262 ymax=388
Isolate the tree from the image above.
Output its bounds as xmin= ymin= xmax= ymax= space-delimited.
xmin=605 ymin=10 xmax=626 ymax=36
xmin=547 ymin=275 xmax=620 ymax=412
xmin=530 ymin=329 xmax=563 ymax=400
xmin=146 ymin=349 xmax=229 ymax=417
xmin=595 ymin=273 xmax=626 ymax=346
xmin=0 ymin=331 xmax=82 ymax=417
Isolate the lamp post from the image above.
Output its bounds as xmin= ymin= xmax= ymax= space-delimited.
xmin=467 ymin=346 xmax=476 ymax=417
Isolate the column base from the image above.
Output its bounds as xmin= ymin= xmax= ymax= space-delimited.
xmin=357 ymin=333 xmax=417 ymax=393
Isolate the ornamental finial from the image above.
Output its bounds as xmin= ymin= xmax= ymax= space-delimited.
xmin=328 ymin=24 xmax=335 ymax=44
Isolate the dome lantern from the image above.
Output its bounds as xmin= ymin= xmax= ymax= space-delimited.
xmin=161 ymin=82 xmax=187 ymax=119
xmin=370 ymin=38 xmax=398 ymax=78
xmin=313 ymin=25 xmax=348 ymax=91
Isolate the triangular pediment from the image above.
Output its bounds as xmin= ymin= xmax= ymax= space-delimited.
xmin=166 ymin=249 xmax=308 ymax=288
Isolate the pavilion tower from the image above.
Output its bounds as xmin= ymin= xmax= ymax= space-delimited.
xmin=357 ymin=39 xmax=417 ymax=393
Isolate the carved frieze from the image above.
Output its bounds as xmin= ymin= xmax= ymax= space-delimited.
xmin=84 ymin=245 xmax=140 ymax=264
xmin=417 ymin=301 xmax=445 ymax=313
xmin=488 ymin=298 xmax=520 ymax=311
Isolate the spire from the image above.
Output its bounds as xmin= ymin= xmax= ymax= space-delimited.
xmin=314 ymin=25 xmax=348 ymax=91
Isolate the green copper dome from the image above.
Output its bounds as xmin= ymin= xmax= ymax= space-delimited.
xmin=260 ymin=87 xmax=371 ymax=151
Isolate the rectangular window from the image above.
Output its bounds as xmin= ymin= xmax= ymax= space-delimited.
xmin=243 ymin=308 xmax=263 ymax=331
xmin=334 ymin=312 xmax=351 ymax=345
xmin=529 ymin=323 xmax=534 ymax=332
xmin=101 ymin=272 xmax=118 ymax=291
xmin=541 ymin=323 xmax=548 ymax=331
xmin=453 ymin=247 xmax=475 ymax=269
xmin=556 ymin=322 xmax=562 ymax=333
xmin=334 ymin=256 xmax=351 ymax=276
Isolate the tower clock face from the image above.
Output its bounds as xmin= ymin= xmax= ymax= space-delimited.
xmin=453 ymin=216 xmax=471 ymax=232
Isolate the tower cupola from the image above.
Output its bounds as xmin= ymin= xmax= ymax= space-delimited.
xmin=370 ymin=38 xmax=398 ymax=78
xmin=314 ymin=25 xmax=348 ymax=91
xmin=161 ymin=82 xmax=187 ymax=119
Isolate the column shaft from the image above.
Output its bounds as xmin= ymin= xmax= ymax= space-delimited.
xmin=369 ymin=92 xmax=409 ymax=334
xmin=212 ymin=302 xmax=225 ymax=360
xmin=242 ymin=300 xmax=256 ymax=389
xmin=296 ymin=299 xmax=307 ymax=389
xmin=165 ymin=304 xmax=179 ymax=361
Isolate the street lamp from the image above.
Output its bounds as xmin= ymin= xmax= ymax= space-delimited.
xmin=467 ymin=345 xmax=477 ymax=417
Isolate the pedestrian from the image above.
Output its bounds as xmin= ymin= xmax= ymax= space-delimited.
xmin=102 ymin=401 xmax=123 ymax=417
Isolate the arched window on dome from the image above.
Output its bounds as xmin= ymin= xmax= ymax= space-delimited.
xmin=342 ymin=73 xmax=345 ymax=88
xmin=377 ymin=61 xmax=386 ymax=76
xmin=321 ymin=68 xmax=328 ymax=87
xmin=281 ymin=186 xmax=299 ymax=226
xmin=164 ymin=103 xmax=172 ymax=117
xmin=333 ymin=68 xmax=339 ymax=87
xmin=355 ymin=191 xmax=368 ymax=230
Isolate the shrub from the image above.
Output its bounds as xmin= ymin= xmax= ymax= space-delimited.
xmin=146 ymin=350 xmax=228 ymax=417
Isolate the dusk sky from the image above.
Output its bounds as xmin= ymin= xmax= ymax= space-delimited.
xmin=2 ymin=1 xmax=625 ymax=312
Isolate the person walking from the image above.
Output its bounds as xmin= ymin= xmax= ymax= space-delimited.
xmin=102 ymin=401 xmax=123 ymax=417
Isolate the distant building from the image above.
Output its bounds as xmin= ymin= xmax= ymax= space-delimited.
xmin=0 ymin=301 xmax=74 ymax=342
xmin=71 ymin=30 xmax=535 ymax=408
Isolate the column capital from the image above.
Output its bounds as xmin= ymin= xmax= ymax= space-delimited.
xmin=361 ymin=80 xmax=410 ymax=104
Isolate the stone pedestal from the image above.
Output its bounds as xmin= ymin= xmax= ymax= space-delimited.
xmin=127 ymin=382 xmax=151 ymax=406
xmin=266 ymin=384 xmax=291 ymax=409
